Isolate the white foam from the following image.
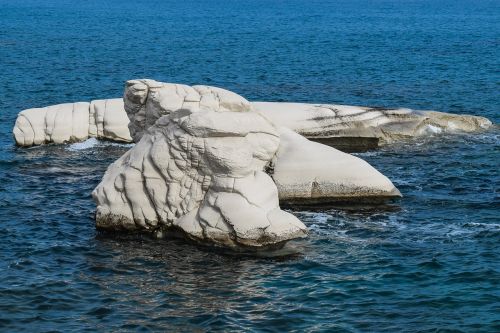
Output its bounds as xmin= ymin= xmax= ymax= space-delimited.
xmin=425 ymin=124 xmax=443 ymax=134
xmin=464 ymin=222 xmax=500 ymax=229
xmin=67 ymin=138 xmax=135 ymax=151
xmin=105 ymin=142 xmax=135 ymax=148
xmin=67 ymin=138 xmax=100 ymax=151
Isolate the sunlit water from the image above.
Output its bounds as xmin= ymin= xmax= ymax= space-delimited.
xmin=0 ymin=0 xmax=499 ymax=332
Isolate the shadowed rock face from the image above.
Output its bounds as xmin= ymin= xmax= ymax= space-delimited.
xmin=13 ymin=99 xmax=132 ymax=146
xmin=92 ymin=107 xmax=307 ymax=249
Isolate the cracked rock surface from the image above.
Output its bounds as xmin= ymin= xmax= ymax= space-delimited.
xmin=124 ymin=79 xmax=251 ymax=142
xmin=92 ymin=106 xmax=307 ymax=249
xmin=13 ymin=99 xmax=132 ymax=146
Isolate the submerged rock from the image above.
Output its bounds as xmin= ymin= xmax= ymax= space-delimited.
xmin=13 ymin=99 xmax=132 ymax=147
xmin=92 ymin=107 xmax=307 ymax=249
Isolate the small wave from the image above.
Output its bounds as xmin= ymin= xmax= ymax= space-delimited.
xmin=352 ymin=151 xmax=380 ymax=157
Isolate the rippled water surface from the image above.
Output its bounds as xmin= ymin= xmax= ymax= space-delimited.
xmin=0 ymin=0 xmax=499 ymax=332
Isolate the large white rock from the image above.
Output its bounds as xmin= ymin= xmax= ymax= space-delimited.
xmin=271 ymin=127 xmax=401 ymax=204
xmin=252 ymin=102 xmax=492 ymax=149
xmin=92 ymin=107 xmax=307 ymax=249
xmin=120 ymin=80 xmax=402 ymax=204
xmin=13 ymin=99 xmax=132 ymax=146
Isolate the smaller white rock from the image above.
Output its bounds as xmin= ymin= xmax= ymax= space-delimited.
xmin=271 ymin=127 xmax=401 ymax=204
xmin=13 ymin=99 xmax=132 ymax=147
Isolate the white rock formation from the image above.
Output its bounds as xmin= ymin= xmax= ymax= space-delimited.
xmin=271 ymin=128 xmax=401 ymax=204
xmin=13 ymin=99 xmax=132 ymax=146
xmin=14 ymin=80 xmax=493 ymax=248
xmin=252 ymin=102 xmax=493 ymax=147
xmin=92 ymin=107 xmax=307 ymax=249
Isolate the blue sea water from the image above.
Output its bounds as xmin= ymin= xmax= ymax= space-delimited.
xmin=0 ymin=0 xmax=499 ymax=331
